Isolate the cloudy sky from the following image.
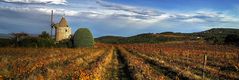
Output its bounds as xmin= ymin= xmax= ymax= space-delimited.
xmin=0 ymin=0 xmax=239 ymax=37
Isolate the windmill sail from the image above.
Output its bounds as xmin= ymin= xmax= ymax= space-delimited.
xmin=50 ymin=10 xmax=54 ymax=37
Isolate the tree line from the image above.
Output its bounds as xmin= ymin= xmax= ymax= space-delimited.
xmin=0 ymin=31 xmax=70 ymax=48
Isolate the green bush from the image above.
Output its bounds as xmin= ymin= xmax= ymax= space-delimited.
xmin=18 ymin=37 xmax=55 ymax=48
xmin=224 ymin=34 xmax=239 ymax=46
xmin=0 ymin=38 xmax=12 ymax=47
xmin=18 ymin=37 xmax=38 ymax=47
xmin=39 ymin=31 xmax=51 ymax=39
xmin=56 ymin=39 xmax=73 ymax=48
xmin=73 ymin=28 xmax=94 ymax=48
xmin=37 ymin=38 xmax=55 ymax=47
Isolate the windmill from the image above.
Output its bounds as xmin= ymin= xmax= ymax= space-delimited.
xmin=49 ymin=10 xmax=71 ymax=41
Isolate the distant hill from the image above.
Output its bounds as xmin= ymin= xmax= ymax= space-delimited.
xmin=0 ymin=33 xmax=11 ymax=38
xmin=192 ymin=28 xmax=239 ymax=37
xmin=96 ymin=28 xmax=239 ymax=44
xmin=96 ymin=33 xmax=197 ymax=44
xmin=0 ymin=33 xmax=40 ymax=39
xmin=192 ymin=28 xmax=239 ymax=44
xmin=95 ymin=36 xmax=124 ymax=44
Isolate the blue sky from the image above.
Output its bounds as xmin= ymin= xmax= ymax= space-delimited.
xmin=0 ymin=0 xmax=239 ymax=37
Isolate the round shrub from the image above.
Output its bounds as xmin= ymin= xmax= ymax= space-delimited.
xmin=73 ymin=28 xmax=94 ymax=48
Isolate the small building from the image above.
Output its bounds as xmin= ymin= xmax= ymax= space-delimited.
xmin=55 ymin=17 xmax=71 ymax=41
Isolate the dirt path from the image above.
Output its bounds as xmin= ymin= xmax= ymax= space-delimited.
xmin=115 ymin=49 xmax=133 ymax=80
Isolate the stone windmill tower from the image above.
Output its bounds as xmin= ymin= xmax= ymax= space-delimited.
xmin=50 ymin=10 xmax=72 ymax=42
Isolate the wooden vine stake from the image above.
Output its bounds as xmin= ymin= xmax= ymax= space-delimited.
xmin=202 ymin=54 xmax=207 ymax=79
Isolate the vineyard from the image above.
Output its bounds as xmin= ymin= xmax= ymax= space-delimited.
xmin=0 ymin=43 xmax=239 ymax=80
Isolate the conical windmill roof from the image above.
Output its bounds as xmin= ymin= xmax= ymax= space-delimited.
xmin=58 ymin=17 xmax=68 ymax=27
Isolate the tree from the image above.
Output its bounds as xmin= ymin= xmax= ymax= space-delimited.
xmin=11 ymin=32 xmax=29 ymax=46
xmin=224 ymin=34 xmax=239 ymax=46
xmin=39 ymin=31 xmax=51 ymax=39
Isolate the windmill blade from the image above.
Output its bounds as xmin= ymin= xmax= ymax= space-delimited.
xmin=50 ymin=10 xmax=54 ymax=37
xmin=51 ymin=10 xmax=54 ymax=26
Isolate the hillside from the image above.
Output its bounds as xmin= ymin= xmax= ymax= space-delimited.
xmin=96 ymin=33 xmax=197 ymax=44
xmin=95 ymin=36 xmax=124 ymax=44
xmin=192 ymin=28 xmax=239 ymax=37
xmin=96 ymin=28 xmax=239 ymax=44
xmin=0 ymin=33 xmax=10 ymax=38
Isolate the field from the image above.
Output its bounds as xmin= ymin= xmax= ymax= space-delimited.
xmin=0 ymin=43 xmax=239 ymax=80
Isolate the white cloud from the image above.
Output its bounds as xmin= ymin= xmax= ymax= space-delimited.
xmin=95 ymin=0 xmax=239 ymax=25
xmin=0 ymin=6 xmax=78 ymax=16
xmin=182 ymin=18 xmax=205 ymax=23
xmin=155 ymin=14 xmax=172 ymax=21
xmin=1 ymin=0 xmax=67 ymax=4
xmin=2 ymin=0 xmax=238 ymax=25
xmin=1 ymin=0 xmax=239 ymax=30
xmin=36 ymin=8 xmax=78 ymax=16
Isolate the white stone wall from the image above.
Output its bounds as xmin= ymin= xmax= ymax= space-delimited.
xmin=55 ymin=27 xmax=71 ymax=41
